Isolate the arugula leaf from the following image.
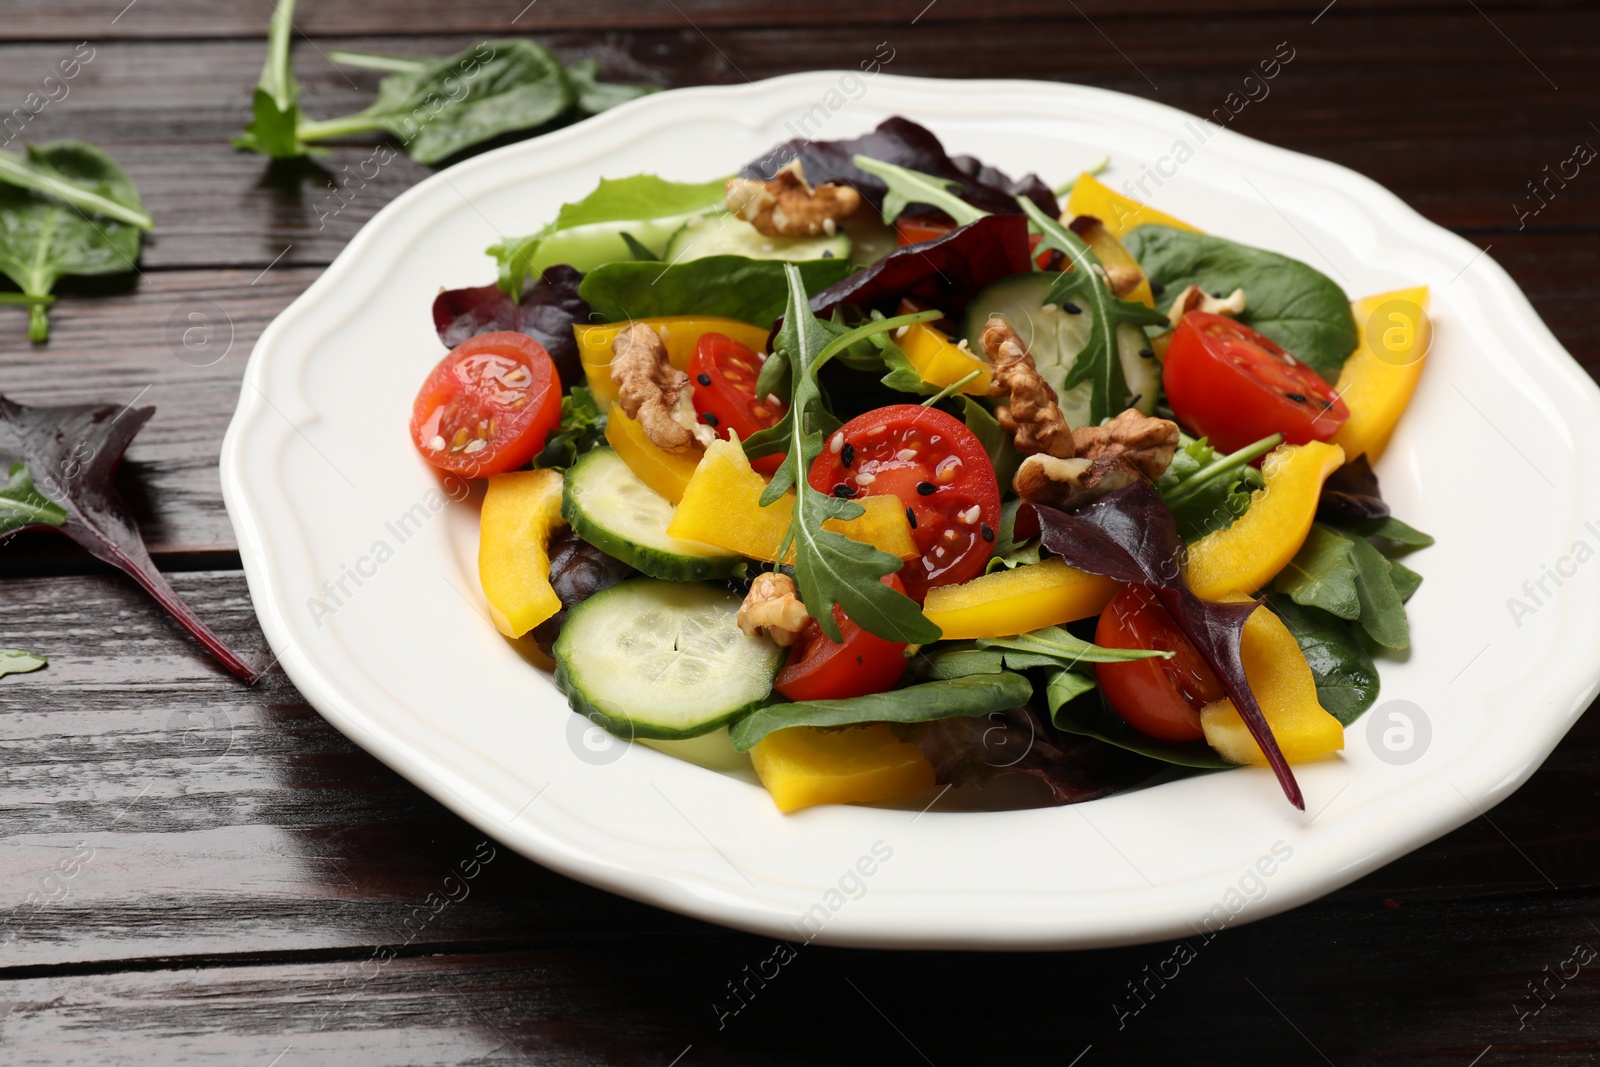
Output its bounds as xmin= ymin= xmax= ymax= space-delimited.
xmin=1266 ymin=595 xmax=1380 ymax=725
xmin=975 ymin=626 xmax=1168 ymax=666
xmin=0 ymin=397 xmax=259 ymax=682
xmin=851 ymin=155 xmax=986 ymax=227
xmin=1050 ymin=682 xmax=1232 ymax=769
xmin=1 ymin=461 xmax=66 ymax=533
xmin=232 ymin=0 xmax=310 ymax=159
xmin=579 ymin=255 xmax=852 ymax=329
xmin=0 ymin=649 xmax=47 ymax=680
xmin=729 ymin=673 xmax=1033 ymax=751
xmin=743 ymin=266 xmax=940 ymax=644
xmin=566 ymin=59 xmax=659 ymax=116
xmin=1348 ymin=533 xmax=1410 ymax=650
xmin=1123 ymin=224 xmax=1358 ymax=383
xmin=1274 ymin=522 xmax=1361 ymax=620
xmin=0 ymin=142 xmax=146 ymax=342
xmin=1018 ymin=198 xmax=1171 ymax=425
xmin=534 ymin=386 xmax=606 ymax=469
xmin=1156 ymin=433 xmax=1276 ymax=541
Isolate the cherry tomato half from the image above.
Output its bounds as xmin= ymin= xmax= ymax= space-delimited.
xmin=1162 ymin=311 xmax=1349 ymax=455
xmin=1094 ymin=584 xmax=1225 ymax=743
xmin=410 ymin=332 xmax=562 ymax=477
xmin=895 ymin=215 xmax=1058 ymax=270
xmin=807 ymin=404 xmax=1000 ymax=600
xmin=774 ymin=575 xmax=909 ymax=702
xmin=687 ymin=332 xmax=787 ymax=474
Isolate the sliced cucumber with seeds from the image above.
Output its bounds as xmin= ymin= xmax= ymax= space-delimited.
xmin=554 ymin=578 xmax=784 ymax=740
xmin=962 ymin=272 xmax=1159 ymax=421
xmin=664 ymin=213 xmax=850 ymax=263
xmin=563 ymin=448 xmax=742 ymax=581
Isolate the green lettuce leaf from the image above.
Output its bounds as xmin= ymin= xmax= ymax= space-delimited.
xmin=578 ymin=255 xmax=853 ymax=328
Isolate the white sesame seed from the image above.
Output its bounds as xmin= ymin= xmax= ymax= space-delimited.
xmin=822 ymin=217 xmax=836 ymax=236
xmin=896 ymin=448 xmax=917 ymax=462
xmin=960 ymin=505 xmax=980 ymax=524
xmin=829 ymin=432 xmax=844 ymax=454
xmin=934 ymin=546 xmax=947 ymax=560
xmin=855 ymin=472 xmax=876 ymax=486
xmin=463 ymin=439 xmax=487 ymax=454
xmin=894 ymin=325 xmax=910 ymax=339
xmin=868 ymin=426 xmax=887 ymax=437
xmin=766 ymin=393 xmax=781 ymax=406
xmin=956 ymin=338 xmax=971 ymax=351
xmin=428 ymin=435 xmax=445 ymax=451
xmin=1042 ymin=303 xmax=1058 ymax=313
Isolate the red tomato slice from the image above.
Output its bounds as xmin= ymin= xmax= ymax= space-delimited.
xmin=1094 ymin=585 xmax=1225 ymax=743
xmin=807 ymin=404 xmax=1000 ymax=600
xmin=687 ymin=332 xmax=787 ymax=474
xmin=410 ymin=331 xmax=562 ymax=477
xmin=774 ymin=575 xmax=909 ymax=702
xmin=1162 ymin=311 xmax=1349 ymax=455
xmin=896 ymin=215 xmax=1057 ymax=269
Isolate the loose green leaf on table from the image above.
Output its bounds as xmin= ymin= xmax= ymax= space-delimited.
xmin=1 ymin=461 xmax=67 ymax=534
xmin=578 ymin=255 xmax=854 ymax=329
xmin=1123 ymin=224 xmax=1358 ymax=383
xmin=1266 ymin=594 xmax=1381 ymax=724
xmin=0 ymin=142 xmax=147 ymax=342
xmin=0 ymin=649 xmax=47 ymax=680
xmin=232 ymin=0 xmax=310 ymax=159
xmin=729 ymin=673 xmax=1033 ymax=751
xmin=566 ymin=58 xmax=658 ymax=116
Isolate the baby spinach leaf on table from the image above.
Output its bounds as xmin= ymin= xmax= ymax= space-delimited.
xmin=490 ymin=174 xmax=727 ymax=297
xmin=1156 ymin=433 xmax=1275 ymax=542
xmin=232 ymin=0 xmax=310 ymax=159
xmin=1274 ymin=522 xmax=1361 ymax=620
xmin=739 ymin=267 xmax=940 ymax=644
xmin=0 ymin=146 xmax=154 ymax=231
xmin=740 ymin=116 xmax=1057 ymax=219
xmin=0 ymin=142 xmax=147 ymax=343
xmin=1348 ymin=533 xmax=1410 ymax=650
xmin=1 ymin=462 xmax=66 ymax=533
xmin=728 ymin=673 xmax=1032 ymax=751
xmin=580 ymin=255 xmax=853 ymax=329
xmin=1020 ymin=198 xmax=1171 ymax=425
xmin=1266 ymin=595 xmax=1380 ymax=724
xmin=0 ymin=397 xmax=259 ymax=683
xmin=1049 ymin=681 xmax=1233 ymax=769
xmin=1018 ymin=483 xmax=1305 ymax=808
xmin=1123 ymin=225 xmax=1358 ymax=383
xmin=0 ymin=649 xmax=47 ymax=680
xmin=565 ymin=58 xmax=658 ymax=116
xmin=534 ymin=386 xmax=606 ymax=469
xmin=432 ymin=264 xmax=589 ymax=387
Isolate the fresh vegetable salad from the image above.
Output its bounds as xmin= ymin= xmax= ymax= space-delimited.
xmin=409 ymin=117 xmax=1434 ymax=813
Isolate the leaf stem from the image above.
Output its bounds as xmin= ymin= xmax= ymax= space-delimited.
xmin=1054 ymin=154 xmax=1109 ymax=198
xmin=1162 ymin=434 xmax=1282 ymax=511
xmin=297 ymin=112 xmax=389 ymax=142
xmin=263 ymin=0 xmax=297 ymax=112
xmin=920 ymin=369 xmax=982 ymax=407
xmin=327 ymin=49 xmax=430 ymax=74
xmin=0 ymin=151 xmax=155 ymax=231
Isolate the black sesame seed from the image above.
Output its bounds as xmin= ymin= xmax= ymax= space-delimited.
xmin=980 ymin=523 xmax=995 ymax=542
xmin=1286 ymin=392 xmax=1307 ymax=403
xmin=905 ymin=506 xmax=918 ymax=529
xmin=823 ymin=250 xmax=836 ymax=258
xmin=1139 ymin=347 xmax=1155 ymax=358
xmin=696 ymin=372 xmax=712 ymax=386
xmin=1212 ymin=290 xmax=1225 ymax=299
xmin=832 ymin=483 xmax=857 ymax=498
xmin=841 ymin=443 xmax=854 ymax=467
xmin=1061 ymin=301 xmax=1083 ymax=315
xmin=701 ymin=411 xmax=719 ymax=427
xmin=916 ymin=481 xmax=937 ymax=496
xmin=1150 ymin=280 xmax=1165 ymax=296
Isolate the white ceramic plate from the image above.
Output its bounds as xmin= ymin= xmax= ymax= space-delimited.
xmin=221 ymin=72 xmax=1600 ymax=950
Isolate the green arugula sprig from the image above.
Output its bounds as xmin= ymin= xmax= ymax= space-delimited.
xmin=741 ymin=266 xmax=942 ymax=644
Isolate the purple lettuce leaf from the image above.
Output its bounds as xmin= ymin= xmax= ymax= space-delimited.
xmin=432 ymin=264 xmax=588 ymax=389
xmin=1316 ymin=454 xmax=1391 ymax=522
xmin=1016 ymin=484 xmax=1305 ymax=809
xmin=0 ymin=396 xmax=260 ymax=683
xmin=809 ymin=214 xmax=1033 ymax=320
xmin=905 ymin=704 xmax=1156 ymax=805
xmin=739 ymin=116 xmax=1058 ymax=219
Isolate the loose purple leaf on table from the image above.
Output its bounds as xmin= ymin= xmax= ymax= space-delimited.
xmin=432 ymin=264 xmax=588 ymax=387
xmin=1017 ymin=484 xmax=1303 ymax=809
xmin=0 ymin=396 xmax=261 ymax=683
xmin=739 ymin=115 xmax=1057 ymax=218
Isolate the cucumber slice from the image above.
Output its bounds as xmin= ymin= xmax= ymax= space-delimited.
xmin=554 ymin=578 xmax=784 ymax=740
xmin=530 ymin=212 xmax=711 ymax=274
xmin=563 ymin=449 xmax=742 ymax=581
xmin=961 ymin=272 xmax=1159 ymax=422
xmin=664 ymin=213 xmax=851 ymax=263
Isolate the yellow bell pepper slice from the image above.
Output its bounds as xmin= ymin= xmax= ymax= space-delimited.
xmin=1200 ymin=601 xmax=1344 ymax=764
xmin=1070 ymin=214 xmax=1156 ymax=308
xmin=922 ymin=558 xmax=1121 ymax=640
xmin=751 ymin=723 xmax=936 ymax=813
xmin=478 ymin=469 xmax=566 ymax=638
xmin=575 ymin=316 xmax=771 ymax=404
xmin=667 ymin=438 xmax=918 ymax=562
xmin=1329 ymin=286 xmax=1432 ymax=463
xmin=603 ymin=404 xmax=702 ymax=505
xmin=898 ymin=323 xmax=992 ymax=394
xmin=1185 ymin=441 xmax=1345 ymax=601
xmin=1066 ymin=172 xmax=1201 ymax=240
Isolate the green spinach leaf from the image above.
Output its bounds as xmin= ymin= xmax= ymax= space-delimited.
xmin=1123 ymin=224 xmax=1358 ymax=382
xmin=0 ymin=649 xmax=47 ymax=680
xmin=0 ymin=142 xmax=146 ymax=342
xmin=956 ymin=395 xmax=1022 ymax=491
xmin=1266 ymin=595 xmax=1380 ymax=724
xmin=578 ymin=255 xmax=853 ymax=328
xmin=1275 ymin=522 xmax=1361 ymax=620
xmin=729 ymin=673 xmax=1033 ymax=751
xmin=1340 ymin=514 xmax=1435 ymax=552
xmin=1388 ymin=555 xmax=1423 ymax=603
xmin=533 ymin=386 xmax=605 ymax=469
xmin=1348 ymin=533 xmax=1410 ymax=649
xmin=232 ymin=0 xmax=309 ymax=159
xmin=566 ymin=58 xmax=659 ymax=116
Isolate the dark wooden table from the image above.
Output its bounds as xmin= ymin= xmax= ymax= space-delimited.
xmin=2 ymin=2 xmax=1598 ymax=1063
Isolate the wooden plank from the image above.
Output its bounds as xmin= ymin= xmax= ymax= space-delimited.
xmin=1 ymin=568 xmax=1599 ymax=972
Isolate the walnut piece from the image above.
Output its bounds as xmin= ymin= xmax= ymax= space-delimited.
xmin=610 ymin=322 xmax=715 ymax=452
xmin=1013 ymin=408 xmax=1180 ymax=510
xmin=737 ymin=573 xmax=811 ymax=647
xmin=981 ymin=315 xmax=1076 ymax=458
xmin=1166 ymin=284 xmax=1247 ymax=328
xmin=724 ymin=159 xmax=862 ymax=238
